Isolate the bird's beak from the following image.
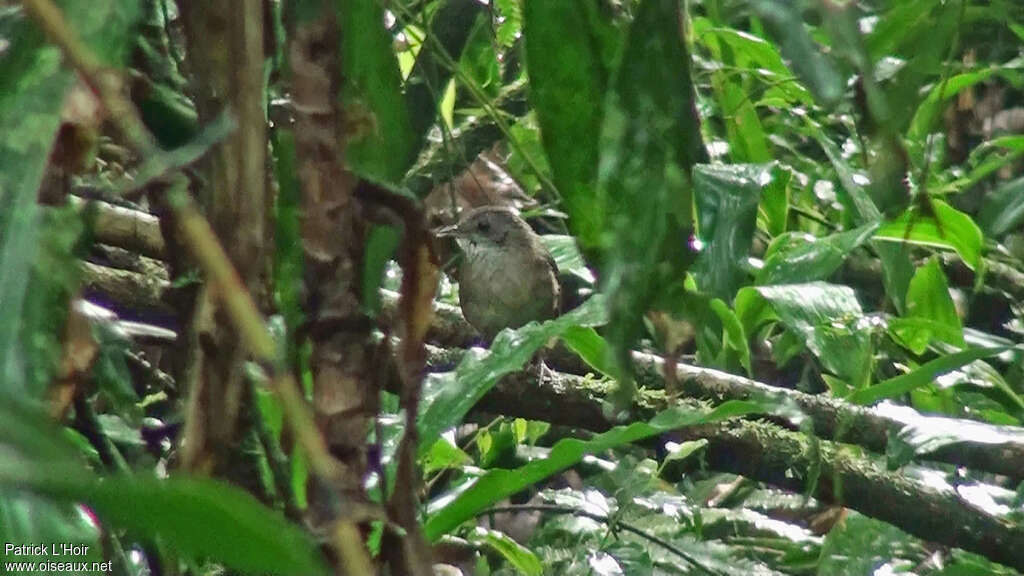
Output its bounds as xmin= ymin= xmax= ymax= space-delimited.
xmin=434 ymin=223 xmax=462 ymax=238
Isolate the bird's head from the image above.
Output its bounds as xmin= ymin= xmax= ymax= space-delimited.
xmin=434 ymin=206 xmax=533 ymax=252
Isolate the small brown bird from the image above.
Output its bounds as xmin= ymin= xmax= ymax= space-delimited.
xmin=436 ymin=207 xmax=560 ymax=340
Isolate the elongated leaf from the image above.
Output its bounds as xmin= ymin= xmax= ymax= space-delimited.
xmin=540 ymin=234 xmax=596 ymax=284
xmin=418 ymin=296 xmax=607 ymax=455
xmin=424 ymin=400 xmax=770 ymax=540
xmin=523 ymin=0 xmax=611 ymax=250
xmin=903 ymin=258 xmax=964 ymax=350
xmin=874 ymin=200 xmax=984 ymax=271
xmin=907 ymin=68 xmax=998 ymax=143
xmin=757 ymin=223 xmax=878 ymax=285
xmin=693 ymin=164 xmax=768 ymax=300
xmin=977 ymin=176 xmax=1024 ymax=238
xmin=0 ymin=0 xmax=141 ymax=397
xmin=811 ymin=127 xmax=913 ymax=313
xmin=0 ymin=23 xmax=64 ymax=395
xmin=747 ymin=0 xmax=844 ymax=106
xmin=6 ymin=472 xmax=328 ymax=576
xmin=338 ymin=0 xmax=415 ymax=182
xmin=848 ymin=347 xmax=1012 ymax=405
xmin=600 ymin=0 xmax=706 ymax=402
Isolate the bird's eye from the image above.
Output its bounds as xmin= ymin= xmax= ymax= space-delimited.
xmin=477 ymin=220 xmax=490 ymax=233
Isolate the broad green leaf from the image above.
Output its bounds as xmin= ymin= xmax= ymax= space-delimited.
xmin=418 ymin=296 xmax=607 ymax=455
xmin=866 ymin=0 xmax=943 ymax=60
xmin=977 ymin=176 xmax=1024 ymax=238
xmin=523 ymin=0 xmax=611 ymax=250
xmin=17 ymin=474 xmax=328 ymax=576
xmin=424 ymin=400 xmax=770 ymax=540
xmin=0 ymin=1 xmax=141 ymax=398
xmin=715 ymin=76 xmax=771 ymax=163
xmin=757 ymin=222 xmax=878 ymax=285
xmin=468 ymin=527 xmax=543 ymax=576
xmin=874 ymin=200 xmax=984 ymax=271
xmin=660 ymin=439 xmax=708 ymax=469
xmin=0 ymin=397 xmax=326 ymax=575
xmin=338 ymin=0 xmax=415 ymax=182
xmin=875 ymin=400 xmax=1024 ymax=465
xmin=693 ymin=164 xmax=768 ymax=300
xmin=361 ymin=225 xmax=400 ymax=317
xmin=741 ymin=283 xmax=872 ymax=387
xmin=0 ymin=492 xmax=103 ymax=570
xmin=561 ymin=325 xmax=614 ymax=376
xmin=848 ymin=346 xmax=1012 ymax=405
xmin=902 ymin=258 xmax=964 ymax=350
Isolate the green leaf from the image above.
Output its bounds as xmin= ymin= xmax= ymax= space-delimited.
xmin=561 ymin=325 xmax=614 ymax=376
xmin=468 ymin=527 xmax=543 ymax=576
xmin=523 ymin=0 xmax=611 ymax=250
xmin=977 ymin=176 xmax=1024 ymax=238
xmin=848 ymin=346 xmax=1012 ymax=405
xmin=423 ymin=437 xmax=471 ymax=475
xmin=693 ymin=164 xmax=768 ymax=300
xmin=598 ymin=0 xmax=705 ymax=403
xmin=41 ymin=475 xmax=326 ymax=576
xmin=424 ymin=400 xmax=770 ymax=540
xmin=418 ymin=296 xmax=608 ymax=455
xmin=902 ymin=258 xmax=964 ymax=350
xmin=747 ymin=1 xmax=844 ymax=106
xmin=403 ymin=0 xmax=485 ymax=145
xmin=741 ymin=283 xmax=872 ymax=387
xmin=709 ymin=299 xmax=751 ymax=376
xmin=874 ymin=200 xmax=984 ymax=271
xmin=758 ymin=164 xmax=792 ymax=237
xmin=338 ymin=0 xmax=415 ymax=182
xmin=757 ymin=222 xmax=878 ymax=285
xmin=540 ymin=234 xmax=596 ymax=284
xmin=0 ymin=400 xmax=326 ymax=575
xmin=907 ymin=67 xmax=998 ymax=143
xmin=0 ymin=11 xmax=71 ymax=397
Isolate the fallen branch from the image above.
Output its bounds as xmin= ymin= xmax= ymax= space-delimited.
xmin=428 ymin=346 xmax=1024 ymax=571
xmin=388 ymin=290 xmax=1024 ymax=480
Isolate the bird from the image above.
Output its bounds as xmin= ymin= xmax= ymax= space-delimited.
xmin=435 ymin=206 xmax=560 ymax=341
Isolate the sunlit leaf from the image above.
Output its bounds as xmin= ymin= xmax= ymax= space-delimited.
xmin=738 ymin=283 xmax=872 ymax=387
xmin=899 ymin=258 xmax=964 ymax=351
xmin=848 ymin=346 xmax=1012 ymax=405
xmin=874 ymin=200 xmax=984 ymax=271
